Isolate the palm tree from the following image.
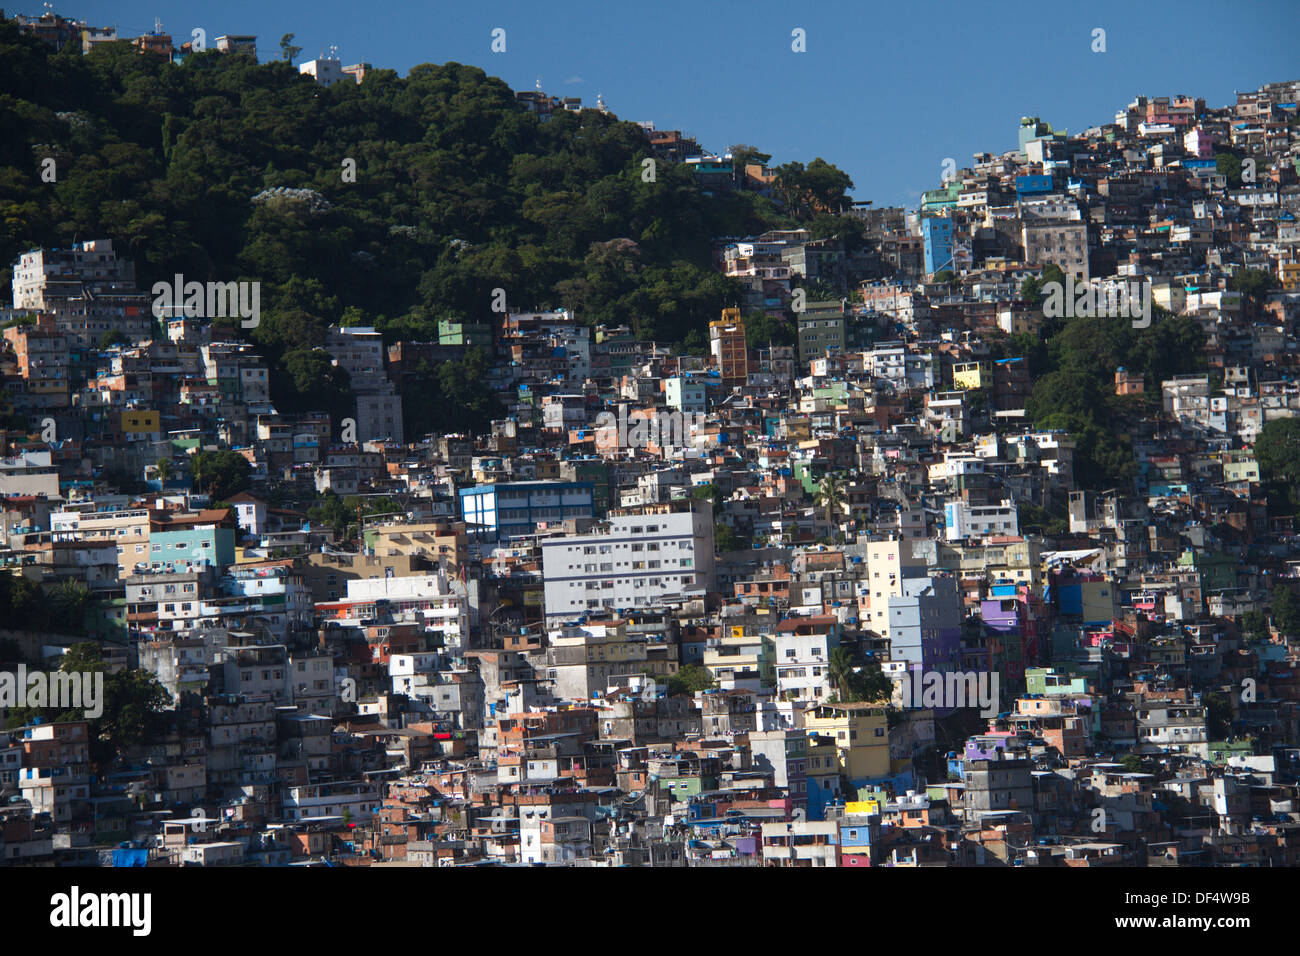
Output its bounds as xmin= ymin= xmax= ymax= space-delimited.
xmin=827 ymin=646 xmax=859 ymax=702
xmin=156 ymin=457 xmax=173 ymax=484
xmin=814 ymin=475 xmax=846 ymax=544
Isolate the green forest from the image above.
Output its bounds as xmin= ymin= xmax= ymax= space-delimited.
xmin=0 ymin=23 xmax=859 ymax=428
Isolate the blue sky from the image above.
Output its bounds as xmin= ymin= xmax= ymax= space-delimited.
xmin=62 ymin=0 xmax=1300 ymax=209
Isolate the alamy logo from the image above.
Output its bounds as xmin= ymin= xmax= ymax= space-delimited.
xmin=151 ymin=274 xmax=260 ymax=328
xmin=49 ymin=887 xmax=151 ymax=936
xmin=0 ymin=666 xmax=103 ymax=719
xmin=595 ymin=407 xmax=705 ymax=450
xmin=900 ymin=669 xmax=999 ymax=718
xmin=1042 ymin=275 xmax=1152 ymax=328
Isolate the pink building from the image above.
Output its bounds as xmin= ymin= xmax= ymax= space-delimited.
xmin=1183 ymin=126 xmax=1214 ymax=159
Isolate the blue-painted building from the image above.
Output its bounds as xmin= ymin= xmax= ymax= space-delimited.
xmin=149 ymin=526 xmax=235 ymax=573
xmin=458 ymin=480 xmax=595 ymax=542
xmin=921 ymin=216 xmax=953 ymax=275
xmin=1015 ymin=174 xmax=1055 ymax=196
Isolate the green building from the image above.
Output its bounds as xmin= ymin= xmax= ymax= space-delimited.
xmin=438 ymin=319 xmax=492 ymax=348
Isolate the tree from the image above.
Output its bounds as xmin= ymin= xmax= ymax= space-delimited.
xmin=1203 ymin=691 xmax=1232 ymax=740
xmin=97 ymin=328 xmax=131 ymax=349
xmin=279 ymin=33 xmax=302 ymax=63
xmin=1271 ymin=587 xmax=1300 ymax=639
xmin=773 ymin=159 xmax=854 ymax=218
xmin=1017 ymin=500 xmax=1067 ymax=536
xmin=310 ymin=491 xmax=356 ymax=539
xmin=728 ymin=144 xmax=772 ymax=172
xmin=403 ymin=347 xmax=505 ymax=442
xmin=47 ymin=581 xmax=95 ymax=632
xmin=800 ymin=158 xmax=854 ymax=214
xmin=276 ymin=348 xmax=353 ymax=424
xmin=814 ymin=475 xmax=846 ymax=543
xmin=798 ymin=278 xmax=842 ymax=302
xmin=156 ymin=457 xmax=174 ymax=483
xmin=827 ymin=646 xmax=858 ymax=701
xmin=714 ymin=524 xmax=740 ymax=552
xmin=743 ymin=311 xmax=795 ymax=348
xmin=190 ymin=449 xmax=252 ymax=501
xmin=1119 ymin=753 xmax=1145 ymax=773
xmin=1214 ymin=151 xmax=1243 ymax=189
xmin=692 ymin=482 xmax=722 ymax=509
xmin=667 ymin=664 xmax=716 ymax=697
xmin=6 ymin=643 xmax=170 ymax=767
xmin=1229 ymin=268 xmax=1278 ymax=318
xmin=1020 ymin=274 xmax=1045 ymax=308
xmin=1242 ymin=609 xmax=1270 ymax=644
xmin=826 ymin=649 xmax=892 ymax=704
xmin=1255 ymin=418 xmax=1300 ymax=514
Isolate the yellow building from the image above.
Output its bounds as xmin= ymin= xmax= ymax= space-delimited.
xmin=120 ymin=409 xmax=161 ymax=434
xmin=702 ymin=626 xmax=773 ymax=689
xmin=805 ymin=702 xmax=891 ymax=781
xmin=951 ymin=360 xmax=991 ymax=391
xmin=301 ymin=551 xmax=428 ymax=603
xmin=364 ymin=521 xmax=469 ymax=571
xmin=1221 ymin=451 xmax=1260 ymax=484
xmin=1280 ymin=262 xmax=1300 ymax=292
xmin=952 ymin=536 xmax=1042 ymax=588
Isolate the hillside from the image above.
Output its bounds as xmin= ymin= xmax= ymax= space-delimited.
xmin=0 ymin=22 xmax=838 ymax=422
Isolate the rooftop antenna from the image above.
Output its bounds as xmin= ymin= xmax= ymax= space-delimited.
xmin=154 ymin=17 xmax=162 ymax=34
xmin=535 ymin=75 xmax=543 ymax=92
xmin=329 ymin=43 xmax=339 ymax=60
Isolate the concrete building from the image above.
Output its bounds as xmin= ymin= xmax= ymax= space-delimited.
xmin=541 ymin=500 xmax=716 ymax=622
xmin=459 ymin=480 xmax=595 ymax=543
xmin=709 ymin=310 xmax=748 ymax=386
xmin=326 ymin=326 xmax=404 ymax=442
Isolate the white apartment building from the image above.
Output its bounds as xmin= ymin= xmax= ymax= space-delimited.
xmin=944 ymin=499 xmax=1019 ymax=542
xmin=857 ymin=537 xmax=928 ymax=639
xmin=389 ymin=652 xmax=441 ymax=701
xmin=299 ymin=56 xmax=344 ymax=85
xmin=324 ymin=572 xmax=469 ymax=650
xmin=541 ymin=501 xmax=716 ymax=622
xmin=50 ymin=505 xmax=151 ymax=578
xmin=9 ymin=240 xmax=152 ymax=345
xmin=546 ymin=621 xmax=650 ymax=701
xmin=665 ymin=376 xmax=707 ymax=413
xmin=11 ymin=239 xmax=136 ymax=310
xmin=773 ymin=625 xmax=840 ymax=703
xmin=1162 ymin=374 xmax=1227 ymax=435
xmin=283 ymin=781 xmax=382 ymax=822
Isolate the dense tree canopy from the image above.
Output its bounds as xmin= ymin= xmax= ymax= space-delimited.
xmin=1014 ymin=308 xmax=1205 ymax=489
xmin=0 ymin=23 xmax=800 ymax=352
xmin=190 ymin=449 xmax=252 ymax=500
xmin=3 ymin=642 xmax=171 ymax=767
xmin=0 ymin=23 xmax=852 ymax=438
xmin=1256 ymin=418 xmax=1300 ymax=514
xmin=0 ymin=575 xmax=97 ymax=636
